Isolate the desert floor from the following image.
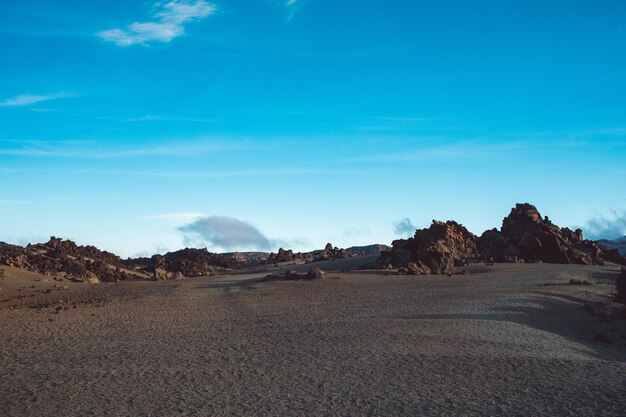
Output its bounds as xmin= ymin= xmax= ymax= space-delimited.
xmin=1 ymin=258 xmax=625 ymax=416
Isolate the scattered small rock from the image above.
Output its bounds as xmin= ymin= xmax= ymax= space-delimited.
xmin=264 ymin=267 xmax=326 ymax=281
xmin=569 ymin=279 xmax=591 ymax=286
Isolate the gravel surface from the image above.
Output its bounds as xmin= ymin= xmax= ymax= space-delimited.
xmin=1 ymin=262 xmax=625 ymax=416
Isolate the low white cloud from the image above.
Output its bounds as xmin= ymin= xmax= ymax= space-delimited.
xmin=579 ymin=211 xmax=626 ymax=240
xmin=179 ymin=216 xmax=273 ymax=251
xmin=98 ymin=0 xmax=216 ymax=46
xmin=394 ymin=218 xmax=416 ymax=237
xmin=0 ymin=93 xmax=73 ymax=107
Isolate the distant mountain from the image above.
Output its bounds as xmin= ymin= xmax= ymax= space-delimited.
xmin=598 ymin=237 xmax=626 ymax=256
xmin=345 ymin=244 xmax=391 ymax=255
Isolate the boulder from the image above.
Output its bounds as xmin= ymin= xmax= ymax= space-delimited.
xmin=153 ymin=267 xmax=169 ymax=281
xmin=307 ymin=267 xmax=326 ymax=279
xmin=379 ymin=220 xmax=479 ymax=275
xmin=85 ymin=271 xmax=100 ymax=284
xmin=478 ymin=204 xmax=606 ymax=265
xmin=285 ymin=269 xmax=301 ymax=279
xmin=166 ymin=271 xmax=184 ymax=280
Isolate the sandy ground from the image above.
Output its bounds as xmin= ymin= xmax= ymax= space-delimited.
xmin=1 ymin=259 xmax=625 ymax=416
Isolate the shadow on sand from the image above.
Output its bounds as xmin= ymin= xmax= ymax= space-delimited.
xmin=395 ymin=293 xmax=626 ymax=362
xmin=196 ymin=277 xmax=266 ymax=293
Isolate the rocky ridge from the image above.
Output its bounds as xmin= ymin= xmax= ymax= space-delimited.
xmin=0 ymin=237 xmax=132 ymax=283
xmin=379 ymin=203 xmax=625 ymax=275
xmin=478 ymin=203 xmax=606 ymax=265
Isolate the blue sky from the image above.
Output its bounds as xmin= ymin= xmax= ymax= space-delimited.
xmin=1 ymin=0 xmax=625 ymax=257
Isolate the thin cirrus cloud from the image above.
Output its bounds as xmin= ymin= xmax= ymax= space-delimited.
xmin=98 ymin=0 xmax=216 ymax=47
xmin=145 ymin=212 xmax=205 ymax=222
xmin=0 ymin=139 xmax=236 ymax=158
xmin=286 ymin=0 xmax=301 ymax=19
xmin=0 ymin=93 xmax=73 ymax=107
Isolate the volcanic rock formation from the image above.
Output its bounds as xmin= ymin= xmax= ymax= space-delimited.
xmin=0 ymin=237 xmax=132 ymax=282
xmin=379 ymin=220 xmax=479 ymax=275
xmin=123 ymin=248 xmax=238 ymax=278
xmin=311 ymin=243 xmax=353 ymax=262
xmin=478 ymin=204 xmax=606 ymax=265
xmin=265 ymin=248 xmax=297 ymax=264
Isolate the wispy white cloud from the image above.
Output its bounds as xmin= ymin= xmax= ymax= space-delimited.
xmin=28 ymin=167 xmax=361 ymax=178
xmin=0 ymin=93 xmax=73 ymax=107
xmin=98 ymin=0 xmax=216 ymax=46
xmin=353 ymin=116 xmax=445 ymax=133
xmin=285 ymin=0 xmax=301 ymax=20
xmin=375 ymin=116 xmax=443 ymax=123
xmin=345 ymin=138 xmax=601 ymax=163
xmin=123 ymin=115 xmax=217 ymax=123
xmin=0 ymin=199 xmax=31 ymax=205
xmin=0 ymin=139 xmax=236 ymax=158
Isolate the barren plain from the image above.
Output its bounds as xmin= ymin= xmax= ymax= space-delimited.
xmin=1 ymin=258 xmax=625 ymax=416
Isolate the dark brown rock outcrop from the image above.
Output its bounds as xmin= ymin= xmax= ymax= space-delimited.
xmin=478 ymin=204 xmax=606 ymax=265
xmin=264 ymin=248 xmax=297 ymax=264
xmin=311 ymin=243 xmax=353 ymax=262
xmin=598 ymin=237 xmax=626 ymax=257
xmin=223 ymin=252 xmax=270 ymax=266
xmin=379 ymin=220 xmax=479 ymax=275
xmin=0 ymin=238 xmax=240 ymax=282
xmin=0 ymin=237 xmax=132 ymax=282
xmin=307 ymin=267 xmax=326 ymax=279
xmin=264 ymin=267 xmax=326 ymax=281
xmin=123 ymin=248 xmax=238 ymax=277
